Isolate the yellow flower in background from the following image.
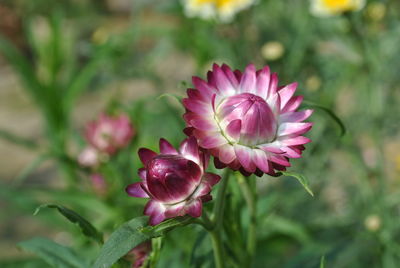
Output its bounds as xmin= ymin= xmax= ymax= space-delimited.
xmin=261 ymin=41 xmax=285 ymax=61
xmin=311 ymin=0 xmax=365 ymax=17
xmin=183 ymin=0 xmax=255 ymax=22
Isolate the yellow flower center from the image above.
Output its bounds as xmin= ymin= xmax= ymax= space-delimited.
xmin=195 ymin=0 xmax=235 ymax=8
xmin=322 ymin=0 xmax=351 ymax=9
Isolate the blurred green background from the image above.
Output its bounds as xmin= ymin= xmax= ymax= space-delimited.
xmin=1 ymin=0 xmax=400 ymax=267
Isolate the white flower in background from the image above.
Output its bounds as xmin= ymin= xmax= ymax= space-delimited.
xmin=183 ymin=0 xmax=255 ymax=22
xmin=310 ymin=0 xmax=365 ymax=17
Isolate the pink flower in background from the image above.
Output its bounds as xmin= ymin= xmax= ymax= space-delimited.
xmin=126 ymin=137 xmax=221 ymax=226
xmin=90 ymin=173 xmax=107 ymax=197
xmin=78 ymin=113 xmax=135 ymax=167
xmin=85 ymin=113 xmax=135 ymax=155
xmin=78 ymin=146 xmax=100 ymax=167
xmin=127 ymin=241 xmax=152 ymax=268
xmin=183 ymin=64 xmax=313 ymax=176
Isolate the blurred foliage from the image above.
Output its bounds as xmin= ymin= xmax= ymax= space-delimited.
xmin=1 ymin=0 xmax=400 ymax=267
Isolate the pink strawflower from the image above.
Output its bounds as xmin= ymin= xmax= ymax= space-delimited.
xmin=128 ymin=241 xmax=151 ymax=268
xmin=183 ymin=64 xmax=313 ymax=176
xmin=126 ymin=137 xmax=221 ymax=226
xmin=78 ymin=146 xmax=100 ymax=167
xmin=90 ymin=173 xmax=108 ymax=197
xmin=85 ymin=113 xmax=135 ymax=155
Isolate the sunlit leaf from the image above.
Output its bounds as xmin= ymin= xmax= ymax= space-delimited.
xmin=277 ymin=171 xmax=314 ymax=197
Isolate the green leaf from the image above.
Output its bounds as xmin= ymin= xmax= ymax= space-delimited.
xmin=18 ymin=237 xmax=89 ymax=268
xmin=277 ymin=171 xmax=314 ymax=197
xmin=34 ymin=204 xmax=103 ymax=244
xmin=0 ymin=128 xmax=39 ymax=150
xmin=302 ymin=101 xmax=346 ymax=137
xmin=93 ymin=216 xmax=193 ymax=268
xmin=156 ymin=93 xmax=183 ymax=103
xmin=0 ymin=35 xmax=44 ymax=105
xmin=320 ymin=255 xmax=325 ymax=268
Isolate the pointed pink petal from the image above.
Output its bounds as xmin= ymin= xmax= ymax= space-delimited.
xmin=234 ymin=70 xmax=242 ymax=81
xmin=225 ymin=119 xmax=242 ymax=141
xmin=164 ymin=203 xmax=186 ymax=218
xmin=138 ymin=168 xmax=147 ymax=180
xmin=203 ymin=172 xmax=221 ymax=186
xmin=195 ymin=131 xmax=227 ymax=149
xmin=269 ymin=155 xmax=291 ymax=167
xmin=258 ymin=144 xmax=285 ymax=154
xmin=281 ymin=96 xmax=304 ymax=113
xmin=179 ymin=136 xmax=200 ymax=164
xmin=278 ymin=122 xmax=313 ymax=136
xmin=138 ymin=148 xmax=157 ymax=166
xmin=234 ymin=145 xmax=256 ymax=173
xmin=186 ymin=199 xmax=202 ymax=218
xmin=279 ymin=109 xmax=313 ymax=123
xmin=144 ymin=200 xmax=166 ymax=226
xmin=267 ymin=73 xmax=278 ymax=98
xmin=252 ymin=149 xmax=271 ymax=174
xmin=213 ymin=64 xmax=236 ymax=96
xmin=218 ymin=144 xmax=236 ymax=164
xmin=280 ymin=136 xmax=312 ymax=146
xmin=283 ymin=146 xmax=303 ymax=158
xmin=183 ymin=98 xmax=212 ymax=115
xmin=256 ymin=66 xmax=270 ymax=99
xmin=159 ymin=138 xmax=178 ymax=155
xmin=192 ymin=76 xmax=216 ymax=99
xmin=279 ymin=83 xmax=297 ymax=109
xmin=126 ymin=183 xmax=149 ymax=198
xmin=221 ymin=64 xmax=239 ymax=88
xmin=239 ymin=64 xmax=256 ymax=94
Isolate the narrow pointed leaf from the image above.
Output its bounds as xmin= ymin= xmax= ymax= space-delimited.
xmin=302 ymin=101 xmax=346 ymax=137
xmin=34 ymin=204 xmax=103 ymax=244
xmin=18 ymin=237 xmax=89 ymax=268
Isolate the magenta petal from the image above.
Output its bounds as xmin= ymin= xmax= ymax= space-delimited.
xmin=252 ymin=150 xmax=271 ymax=174
xmin=159 ymin=138 xmax=178 ymax=155
xmin=138 ymin=148 xmax=157 ymax=166
xmin=279 ymin=83 xmax=297 ymax=108
xmin=218 ymin=144 xmax=236 ymax=164
xmin=282 ymin=96 xmax=304 ymax=113
xmin=149 ymin=212 xmax=166 ymax=226
xmin=187 ymin=199 xmax=202 ymax=218
xmin=126 ymin=182 xmax=149 ymax=198
xmin=144 ymin=200 xmax=164 ymax=216
xmin=198 ymin=135 xmax=226 ymax=149
xmin=213 ymin=64 xmax=235 ymax=95
xmin=138 ymin=168 xmax=147 ymax=180
xmin=279 ymin=109 xmax=313 ymax=123
xmin=278 ymin=122 xmax=313 ymax=136
xmin=221 ymin=64 xmax=239 ymax=88
xmin=281 ymin=136 xmax=312 ymax=146
xmin=267 ymin=73 xmax=278 ymax=98
xmin=269 ymin=155 xmax=291 ymax=167
xmin=258 ymin=144 xmax=285 ymax=154
xmin=179 ymin=136 xmax=200 ymax=164
xmin=192 ymin=76 xmax=216 ymax=99
xmin=203 ymin=172 xmax=221 ymax=186
xmin=240 ymin=64 xmax=256 ymax=94
xmin=225 ymin=119 xmax=242 ymax=141
xmin=256 ymin=66 xmax=270 ymax=99
xmin=234 ymin=145 xmax=256 ymax=173
xmin=164 ymin=203 xmax=186 ymax=218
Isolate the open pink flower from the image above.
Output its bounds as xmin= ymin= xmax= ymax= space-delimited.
xmin=85 ymin=113 xmax=134 ymax=155
xmin=183 ymin=64 xmax=313 ymax=176
xmin=126 ymin=137 xmax=221 ymax=226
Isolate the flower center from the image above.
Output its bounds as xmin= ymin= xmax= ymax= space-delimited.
xmin=216 ymin=93 xmax=277 ymax=146
xmin=146 ymin=155 xmax=202 ymax=203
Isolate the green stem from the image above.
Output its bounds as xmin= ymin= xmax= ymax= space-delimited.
xmin=210 ymin=231 xmax=225 ymax=268
xmin=237 ymin=174 xmax=257 ymax=263
xmin=209 ymin=170 xmax=230 ymax=268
